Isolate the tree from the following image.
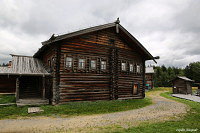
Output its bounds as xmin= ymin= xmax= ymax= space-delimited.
xmin=153 ymin=65 xmax=185 ymax=87
xmin=185 ymin=62 xmax=200 ymax=83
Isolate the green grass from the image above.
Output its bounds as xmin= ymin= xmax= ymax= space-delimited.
xmin=0 ymin=97 xmax=152 ymax=119
xmin=118 ymin=88 xmax=200 ymax=133
xmin=0 ymin=94 xmax=16 ymax=104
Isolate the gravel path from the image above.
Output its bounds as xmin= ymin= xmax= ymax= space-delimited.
xmin=0 ymin=91 xmax=189 ymax=132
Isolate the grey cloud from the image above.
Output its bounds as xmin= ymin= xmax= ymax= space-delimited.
xmin=0 ymin=0 xmax=200 ymax=67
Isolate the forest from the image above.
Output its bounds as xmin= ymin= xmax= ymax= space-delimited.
xmin=153 ymin=62 xmax=200 ymax=87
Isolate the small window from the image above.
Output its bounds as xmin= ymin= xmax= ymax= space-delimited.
xmin=101 ymin=61 xmax=106 ymax=70
xmin=121 ymin=62 xmax=126 ymax=71
xmin=130 ymin=64 xmax=133 ymax=72
xmin=137 ymin=65 xmax=141 ymax=73
xmin=91 ymin=60 xmax=96 ymax=69
xmin=79 ymin=59 xmax=85 ymax=69
xmin=66 ymin=57 xmax=72 ymax=68
xmin=48 ymin=60 xmax=51 ymax=67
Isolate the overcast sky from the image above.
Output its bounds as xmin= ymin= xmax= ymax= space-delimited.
xmin=0 ymin=0 xmax=200 ymax=67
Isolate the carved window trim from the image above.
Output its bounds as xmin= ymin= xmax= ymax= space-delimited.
xmin=100 ymin=57 xmax=107 ymax=72
xmin=121 ymin=62 xmax=126 ymax=71
xmin=65 ymin=57 xmax=73 ymax=68
xmin=136 ymin=64 xmax=142 ymax=74
xmin=48 ymin=59 xmax=51 ymax=68
xmin=101 ymin=61 xmax=106 ymax=70
xmin=130 ymin=64 xmax=134 ymax=72
xmin=90 ymin=60 xmax=97 ymax=70
xmin=78 ymin=58 xmax=86 ymax=69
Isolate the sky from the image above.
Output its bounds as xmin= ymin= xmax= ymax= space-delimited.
xmin=0 ymin=0 xmax=200 ymax=67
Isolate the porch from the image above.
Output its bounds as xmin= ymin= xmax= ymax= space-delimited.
xmin=16 ymin=76 xmax=49 ymax=106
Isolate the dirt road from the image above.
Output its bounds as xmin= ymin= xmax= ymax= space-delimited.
xmin=0 ymin=91 xmax=189 ymax=132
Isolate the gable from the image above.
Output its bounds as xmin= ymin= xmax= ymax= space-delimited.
xmin=65 ymin=28 xmax=145 ymax=61
xmin=34 ymin=21 xmax=155 ymax=62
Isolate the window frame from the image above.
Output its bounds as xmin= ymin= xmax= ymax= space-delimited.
xmin=90 ymin=60 xmax=97 ymax=70
xmin=136 ymin=64 xmax=141 ymax=73
xmin=66 ymin=57 xmax=73 ymax=68
xmin=121 ymin=62 xmax=126 ymax=71
xmin=130 ymin=64 xmax=134 ymax=72
xmin=48 ymin=59 xmax=51 ymax=68
xmin=101 ymin=60 xmax=107 ymax=70
xmin=78 ymin=58 xmax=86 ymax=69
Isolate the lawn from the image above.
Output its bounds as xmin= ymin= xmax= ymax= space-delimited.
xmin=0 ymin=96 xmax=152 ymax=119
xmin=0 ymin=94 xmax=16 ymax=104
xmin=117 ymin=87 xmax=200 ymax=133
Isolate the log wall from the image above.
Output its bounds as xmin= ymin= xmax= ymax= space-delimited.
xmin=58 ymin=28 xmax=145 ymax=103
xmin=41 ymin=46 xmax=56 ymax=103
xmin=0 ymin=76 xmax=16 ymax=93
xmin=173 ymin=79 xmax=192 ymax=94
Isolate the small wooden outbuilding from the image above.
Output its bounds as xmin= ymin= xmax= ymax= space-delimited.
xmin=172 ymin=76 xmax=194 ymax=94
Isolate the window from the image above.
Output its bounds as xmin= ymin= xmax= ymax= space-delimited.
xmin=101 ymin=61 xmax=106 ymax=70
xmin=91 ymin=60 xmax=96 ymax=69
xmin=48 ymin=60 xmax=51 ymax=67
xmin=78 ymin=59 xmax=85 ymax=69
xmin=130 ymin=64 xmax=133 ymax=72
xmin=121 ymin=62 xmax=126 ymax=71
xmin=66 ymin=57 xmax=72 ymax=68
xmin=137 ymin=65 xmax=141 ymax=73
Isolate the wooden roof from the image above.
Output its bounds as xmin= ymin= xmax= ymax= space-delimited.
xmin=0 ymin=67 xmax=12 ymax=74
xmin=172 ymin=76 xmax=194 ymax=82
xmin=34 ymin=20 xmax=156 ymax=63
xmin=0 ymin=55 xmax=49 ymax=76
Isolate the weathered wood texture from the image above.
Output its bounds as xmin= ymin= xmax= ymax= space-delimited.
xmin=0 ymin=76 xmax=16 ymax=93
xmin=58 ymin=28 xmax=145 ymax=103
xmin=173 ymin=79 xmax=192 ymax=94
xmin=40 ymin=46 xmax=57 ymax=104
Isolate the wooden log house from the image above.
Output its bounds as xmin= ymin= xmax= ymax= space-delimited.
xmin=34 ymin=19 xmax=156 ymax=105
xmin=0 ymin=19 xmax=157 ymax=105
xmin=172 ymin=76 xmax=194 ymax=94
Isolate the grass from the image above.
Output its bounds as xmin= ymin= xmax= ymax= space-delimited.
xmin=0 ymin=94 xmax=16 ymax=104
xmin=0 ymin=97 xmax=152 ymax=120
xmin=117 ymin=87 xmax=200 ymax=133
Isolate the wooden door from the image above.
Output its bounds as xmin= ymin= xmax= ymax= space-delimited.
xmin=133 ymin=84 xmax=138 ymax=95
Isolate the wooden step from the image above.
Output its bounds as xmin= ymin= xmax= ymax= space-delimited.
xmin=17 ymin=99 xmax=49 ymax=106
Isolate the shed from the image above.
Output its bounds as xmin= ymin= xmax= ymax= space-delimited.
xmin=172 ymin=76 xmax=194 ymax=94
